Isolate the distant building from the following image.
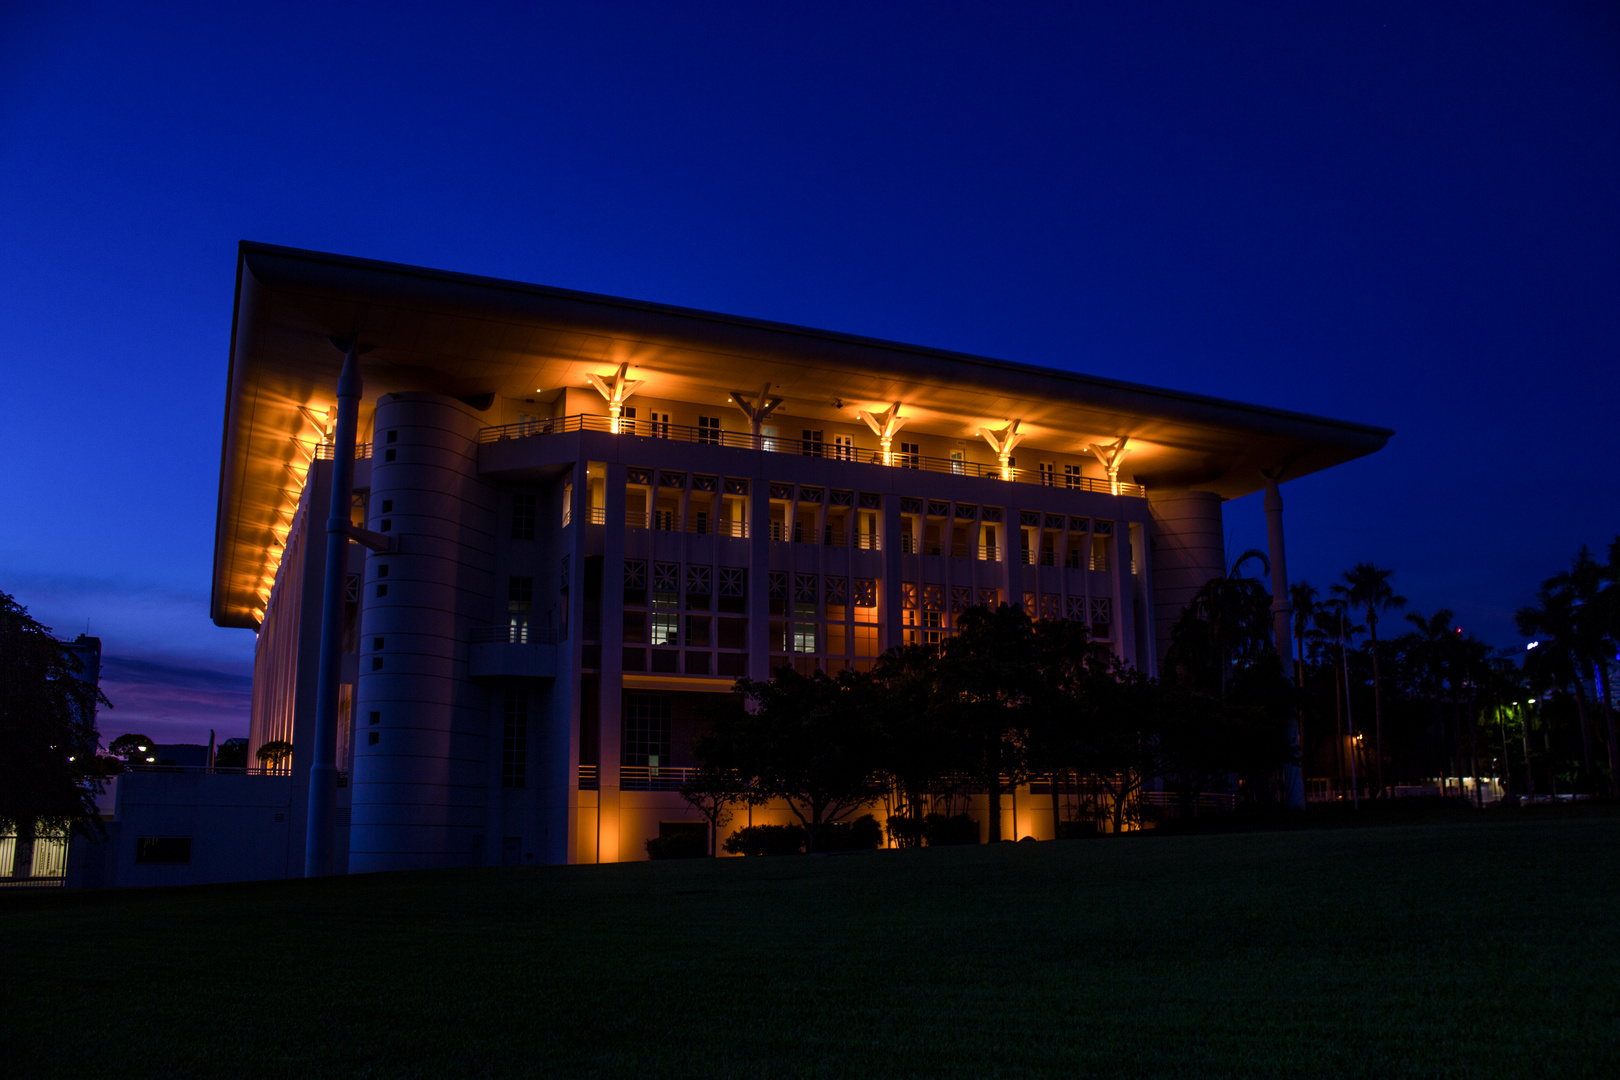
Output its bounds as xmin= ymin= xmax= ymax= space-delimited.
xmin=71 ymin=242 xmax=1388 ymax=886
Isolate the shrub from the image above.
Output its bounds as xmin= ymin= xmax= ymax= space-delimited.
xmin=886 ymin=814 xmax=924 ymax=847
xmin=1057 ymin=819 xmax=1100 ymax=839
xmin=922 ymin=813 xmax=980 ymax=846
xmin=646 ymin=831 xmax=708 ymax=860
xmin=814 ymin=814 xmax=883 ymax=852
xmin=722 ymin=824 xmax=806 ymax=856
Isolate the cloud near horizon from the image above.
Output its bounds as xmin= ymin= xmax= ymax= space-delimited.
xmin=96 ymin=654 xmax=253 ymax=748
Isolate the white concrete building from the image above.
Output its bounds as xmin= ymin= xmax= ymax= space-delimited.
xmin=71 ymin=243 xmax=1390 ymax=885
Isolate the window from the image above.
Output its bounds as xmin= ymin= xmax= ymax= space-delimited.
xmin=561 ymin=483 xmax=572 ymax=527
xmin=368 ymin=732 xmax=380 ymax=746
xmin=508 ymin=577 xmax=533 ymax=612
xmin=898 ymin=442 xmax=920 ymax=468
xmin=833 ymin=434 xmax=855 ymax=461
xmin=950 ymin=449 xmax=966 ymax=475
xmin=686 ymin=615 xmax=712 ymax=647
xmin=503 ymin=689 xmax=528 ymax=788
xmin=648 ymin=411 xmax=671 ymax=438
xmin=650 ymin=590 xmax=679 ymax=646
xmin=512 ymin=493 xmax=537 ymax=540
xmin=1064 ymin=464 xmax=1082 ymax=489
xmin=386 ymin=430 xmax=397 ymax=444
xmin=620 ymin=406 xmax=637 ymax=435
xmin=1039 ymin=462 xmax=1055 ymax=487
xmin=698 ymin=416 xmax=722 ymax=445
xmin=135 ymin=837 xmax=192 ymax=864
xmin=802 ymin=430 xmax=824 ymax=457
xmin=718 ymin=617 xmax=747 ymax=650
xmin=793 ymin=601 xmax=817 ymax=654
xmin=381 ymin=499 xmax=393 ymax=513
xmin=376 ymin=583 xmax=388 ymax=598
xmin=623 ymin=694 xmax=672 ymax=767
xmin=761 ymin=425 xmax=778 ymax=453
xmin=369 ymin=711 xmax=381 ymax=726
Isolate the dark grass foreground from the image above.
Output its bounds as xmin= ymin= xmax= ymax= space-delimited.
xmin=4 ymin=813 xmax=1617 ymax=1079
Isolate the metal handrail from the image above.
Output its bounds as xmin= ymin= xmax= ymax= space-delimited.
xmin=479 ymin=414 xmax=1146 ymax=497
xmin=620 ymin=764 xmax=696 ymax=791
xmin=315 ymin=442 xmax=373 ymax=461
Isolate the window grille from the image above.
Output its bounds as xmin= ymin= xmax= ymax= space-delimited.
xmin=653 ymin=562 xmax=680 ymax=591
xmin=768 ymin=572 xmax=788 ymax=599
xmin=719 ymin=567 xmax=746 ymax=598
xmin=854 ymin=579 xmax=877 ymax=607
xmin=627 ymin=467 xmax=653 ymax=485
xmin=901 ymin=582 xmax=919 ymax=610
xmin=686 ymin=565 xmax=711 ymax=595
xmin=794 ymin=574 xmax=818 ymax=603
xmin=1066 ymin=596 xmax=1086 ymax=620
xmin=624 ymin=560 xmax=648 ymax=589
xmin=724 ymin=477 xmax=748 ymax=496
xmin=858 ymin=491 xmax=881 ymax=509
xmin=622 ymin=694 xmax=672 ymax=767
xmin=502 ymin=689 xmax=529 ymax=788
xmin=978 ymin=588 xmax=1000 ymax=608
xmin=658 ymin=470 xmax=686 ymax=489
xmin=1023 ymin=592 xmax=1036 ymax=614
xmin=921 ymin=584 xmax=945 ymax=612
xmin=693 ymin=473 xmax=719 ymax=492
xmin=950 ymin=586 xmax=972 ymax=614
xmin=512 ymin=493 xmax=537 ymax=540
xmin=559 ymin=555 xmax=571 ymax=589
xmin=1090 ymin=597 xmax=1112 ymax=625
xmin=1040 ymin=595 xmax=1060 ymax=621
xmin=825 ymin=576 xmax=848 ymax=605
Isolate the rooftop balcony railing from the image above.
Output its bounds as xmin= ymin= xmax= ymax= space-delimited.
xmin=480 ymin=414 xmax=1146 ymax=497
xmin=315 ymin=441 xmax=373 ymax=460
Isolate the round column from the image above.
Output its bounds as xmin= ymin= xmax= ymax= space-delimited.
xmin=1147 ymin=490 xmax=1224 ymax=670
xmin=350 ymin=392 xmax=496 ymax=873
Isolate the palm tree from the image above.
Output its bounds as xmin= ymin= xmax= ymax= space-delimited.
xmin=1316 ymin=597 xmax=1365 ymax=802
xmin=1516 ymin=586 xmax=1596 ymax=791
xmin=1405 ymin=609 xmax=1456 ymax=795
xmin=1333 ymin=563 xmax=1405 ymax=796
xmin=1289 ymin=582 xmax=1320 ymax=691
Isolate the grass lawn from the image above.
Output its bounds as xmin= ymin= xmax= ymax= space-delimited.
xmin=4 ymin=809 xmax=1617 ymax=1079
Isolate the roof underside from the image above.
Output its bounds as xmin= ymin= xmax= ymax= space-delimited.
xmin=213 ymin=242 xmax=1391 ymax=628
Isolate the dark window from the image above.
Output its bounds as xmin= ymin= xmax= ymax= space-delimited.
xmin=369 ymin=711 xmax=381 ymax=726
xmin=503 ymin=688 xmax=528 ymax=788
xmin=698 ymin=416 xmax=721 ymax=444
xmin=377 ymin=564 xmax=389 ymax=578
xmin=509 ymin=576 xmax=533 ymax=614
xmin=376 ymin=584 xmax=388 ymax=598
xmin=684 ymin=651 xmax=710 ymax=675
xmin=381 ymin=499 xmax=393 ymax=512
xmin=386 ymin=430 xmax=398 ymax=443
xmin=622 ymin=647 xmax=646 ymax=671
xmin=379 ymin=519 xmax=391 ymax=532
xmin=385 ymin=449 xmax=397 ymax=462
xmin=717 ymin=652 xmax=747 ymax=676
xmin=686 ymin=616 xmax=711 ymax=647
xmin=135 ymin=837 xmax=192 ymax=864
xmin=369 ymin=732 xmax=380 ymax=746
xmin=623 ymin=694 xmax=672 ymax=766
xmin=623 ymin=611 xmax=647 ymax=644
xmin=650 ymin=649 xmax=679 ymax=673
xmin=373 ymin=637 xmax=384 ymax=649
xmin=512 ymin=493 xmax=537 ymax=540
xmin=579 ymin=677 xmax=601 ymax=766
xmin=372 ymin=658 xmax=383 ymax=671
xmin=718 ymin=618 xmax=747 ymax=650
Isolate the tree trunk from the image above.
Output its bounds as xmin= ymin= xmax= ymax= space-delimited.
xmin=985 ymin=774 xmax=1002 ymax=842
xmin=1332 ymin=654 xmax=1346 ymax=794
xmin=1370 ymin=621 xmax=1386 ymax=797
xmin=1597 ymin=659 xmax=1619 ymax=796
xmin=1570 ymin=676 xmax=1594 ymax=792
xmin=1050 ymin=770 xmax=1063 ymax=841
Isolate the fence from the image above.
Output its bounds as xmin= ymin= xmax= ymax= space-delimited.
xmin=481 ymin=414 xmax=1146 ymax=497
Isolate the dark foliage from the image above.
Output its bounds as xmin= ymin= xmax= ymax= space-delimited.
xmin=0 ymin=591 xmax=109 ymax=840
xmin=722 ymin=824 xmax=807 ymax=856
xmin=645 ymin=831 xmax=708 ymax=860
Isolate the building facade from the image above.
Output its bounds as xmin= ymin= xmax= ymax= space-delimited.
xmin=76 ymin=243 xmax=1391 ymax=885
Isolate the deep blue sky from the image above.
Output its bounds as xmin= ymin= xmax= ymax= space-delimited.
xmin=2 ymin=2 xmax=1616 ymax=746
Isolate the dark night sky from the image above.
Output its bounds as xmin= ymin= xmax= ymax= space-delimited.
xmin=2 ymin=2 xmax=1616 ymax=746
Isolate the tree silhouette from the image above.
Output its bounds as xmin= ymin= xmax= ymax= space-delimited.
xmin=1333 ymin=563 xmax=1405 ymax=796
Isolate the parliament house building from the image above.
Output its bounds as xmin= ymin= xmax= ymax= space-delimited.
xmin=70 ymin=243 xmax=1389 ymax=886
